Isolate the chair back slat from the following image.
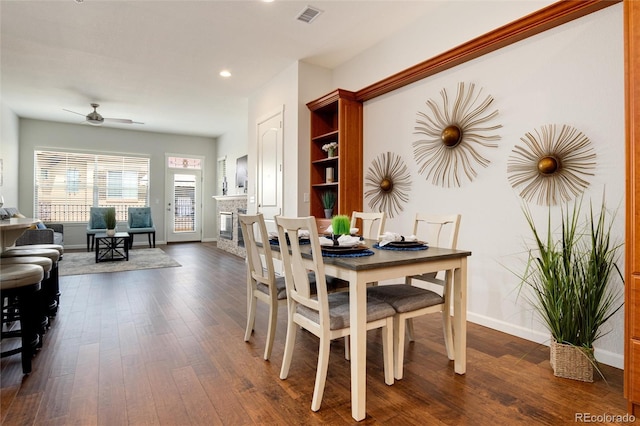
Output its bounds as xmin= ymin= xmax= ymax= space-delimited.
xmin=350 ymin=212 xmax=386 ymax=239
xmin=238 ymin=213 xmax=276 ymax=288
xmin=412 ymin=213 xmax=461 ymax=249
xmin=276 ymin=216 xmax=327 ymax=321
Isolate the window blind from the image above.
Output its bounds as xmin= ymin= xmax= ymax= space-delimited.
xmin=34 ymin=150 xmax=150 ymax=222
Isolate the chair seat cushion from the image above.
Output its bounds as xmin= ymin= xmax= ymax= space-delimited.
xmin=127 ymin=227 xmax=155 ymax=233
xmin=256 ymin=276 xmax=287 ymax=300
xmin=367 ymin=285 xmax=444 ymax=313
xmin=297 ymin=292 xmax=395 ymax=330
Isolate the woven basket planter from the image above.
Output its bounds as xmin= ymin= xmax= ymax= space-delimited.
xmin=549 ymin=339 xmax=594 ymax=382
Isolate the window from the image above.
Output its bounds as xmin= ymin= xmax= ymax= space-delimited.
xmin=34 ymin=150 xmax=150 ymax=222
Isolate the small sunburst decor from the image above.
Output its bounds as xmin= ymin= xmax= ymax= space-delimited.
xmin=413 ymin=82 xmax=502 ymax=187
xmin=507 ymin=124 xmax=596 ymax=206
xmin=365 ymin=152 xmax=411 ymax=218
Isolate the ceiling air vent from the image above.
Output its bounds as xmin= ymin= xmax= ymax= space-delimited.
xmin=296 ymin=5 xmax=323 ymax=24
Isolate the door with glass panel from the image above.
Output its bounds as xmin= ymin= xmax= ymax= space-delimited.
xmin=165 ymin=156 xmax=203 ymax=242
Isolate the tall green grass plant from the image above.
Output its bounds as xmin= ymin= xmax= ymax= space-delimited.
xmin=519 ymin=197 xmax=624 ymax=350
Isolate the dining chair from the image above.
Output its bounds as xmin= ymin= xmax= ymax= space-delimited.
xmin=275 ymin=215 xmax=395 ymax=412
xmin=350 ymin=211 xmax=386 ymax=239
xmin=238 ymin=213 xmax=287 ymax=361
xmin=368 ymin=213 xmax=461 ymax=379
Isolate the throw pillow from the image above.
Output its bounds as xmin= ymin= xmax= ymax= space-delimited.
xmin=36 ymin=222 xmax=47 ymax=229
xmin=131 ymin=212 xmax=150 ymax=228
xmin=91 ymin=210 xmax=107 ymax=229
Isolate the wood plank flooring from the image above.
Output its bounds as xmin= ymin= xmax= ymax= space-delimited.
xmin=1 ymin=242 xmax=630 ymax=425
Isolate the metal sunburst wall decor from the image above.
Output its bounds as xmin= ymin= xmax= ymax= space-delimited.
xmin=365 ymin=152 xmax=412 ymax=218
xmin=413 ymin=82 xmax=502 ymax=187
xmin=507 ymin=124 xmax=596 ymax=206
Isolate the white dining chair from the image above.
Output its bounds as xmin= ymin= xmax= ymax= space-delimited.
xmin=238 ymin=213 xmax=287 ymax=361
xmin=368 ymin=213 xmax=461 ymax=379
xmin=275 ymin=215 xmax=395 ymax=412
xmin=350 ymin=211 xmax=386 ymax=240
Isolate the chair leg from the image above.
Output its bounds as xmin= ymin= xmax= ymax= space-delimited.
xmin=394 ymin=315 xmax=406 ymax=380
xmin=406 ymin=318 xmax=415 ymax=342
xmin=442 ymin=309 xmax=454 ymax=361
xmin=382 ymin=318 xmax=394 ymax=385
xmin=311 ymin=336 xmax=331 ymax=412
xmin=129 ymin=234 xmax=134 ymax=249
xmin=344 ymin=336 xmax=350 ymax=360
xmin=148 ymin=233 xmax=152 ymax=248
xmin=279 ymin=312 xmax=298 ymax=380
xmin=263 ymin=300 xmax=278 ymax=361
xmin=244 ymin=293 xmax=257 ymax=342
xmin=152 ymin=232 xmax=156 ymax=248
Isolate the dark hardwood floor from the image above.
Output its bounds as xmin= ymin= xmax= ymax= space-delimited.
xmin=1 ymin=242 xmax=629 ymax=425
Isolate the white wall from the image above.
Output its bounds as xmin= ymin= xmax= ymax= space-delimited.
xmin=215 ymin=104 xmax=249 ymax=197
xmin=18 ymin=118 xmax=218 ymax=248
xmin=333 ymin=4 xmax=625 ymax=367
xmin=248 ymin=61 xmax=333 ymax=218
xmin=0 ymin=102 xmax=20 ymax=206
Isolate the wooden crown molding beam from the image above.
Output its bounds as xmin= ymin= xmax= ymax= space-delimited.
xmin=356 ymin=0 xmax=621 ymax=102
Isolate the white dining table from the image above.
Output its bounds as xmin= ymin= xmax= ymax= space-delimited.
xmin=270 ymin=238 xmax=471 ymax=421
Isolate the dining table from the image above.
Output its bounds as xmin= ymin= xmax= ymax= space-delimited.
xmin=269 ymin=237 xmax=472 ymax=421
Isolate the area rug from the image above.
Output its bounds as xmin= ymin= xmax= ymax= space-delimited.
xmin=59 ymin=248 xmax=181 ymax=276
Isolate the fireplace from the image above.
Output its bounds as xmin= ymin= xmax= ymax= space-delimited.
xmin=219 ymin=211 xmax=233 ymax=240
xmin=237 ymin=208 xmax=246 ymax=248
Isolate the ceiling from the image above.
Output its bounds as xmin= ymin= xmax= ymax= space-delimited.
xmin=0 ymin=0 xmax=439 ymax=138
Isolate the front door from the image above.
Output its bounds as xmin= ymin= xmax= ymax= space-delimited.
xmin=257 ymin=107 xmax=284 ymax=232
xmin=165 ymin=156 xmax=203 ymax=242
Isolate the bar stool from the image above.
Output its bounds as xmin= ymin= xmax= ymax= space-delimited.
xmin=1 ymin=264 xmax=44 ymax=374
xmin=2 ymin=256 xmax=53 ymax=339
xmin=2 ymin=248 xmax=60 ymax=317
xmin=12 ymin=243 xmax=64 ymax=260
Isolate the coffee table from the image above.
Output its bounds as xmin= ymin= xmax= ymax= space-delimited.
xmin=95 ymin=232 xmax=130 ymax=263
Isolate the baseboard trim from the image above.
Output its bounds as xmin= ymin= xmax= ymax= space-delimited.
xmin=467 ymin=312 xmax=624 ymax=369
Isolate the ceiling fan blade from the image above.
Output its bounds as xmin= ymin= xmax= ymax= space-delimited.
xmin=104 ymin=117 xmax=144 ymax=125
xmin=63 ymin=108 xmax=86 ymax=116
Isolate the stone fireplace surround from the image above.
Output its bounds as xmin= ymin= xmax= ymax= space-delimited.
xmin=213 ymin=195 xmax=247 ymax=258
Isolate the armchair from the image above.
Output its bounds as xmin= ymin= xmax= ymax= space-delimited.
xmin=126 ymin=207 xmax=156 ymax=248
xmin=86 ymin=207 xmax=114 ymax=251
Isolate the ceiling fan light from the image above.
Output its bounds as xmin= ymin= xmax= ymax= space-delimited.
xmin=87 ymin=119 xmax=103 ymax=126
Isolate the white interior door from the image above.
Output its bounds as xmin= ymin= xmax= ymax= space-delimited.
xmin=257 ymin=107 xmax=283 ymax=231
xmin=165 ymin=168 xmax=202 ymax=242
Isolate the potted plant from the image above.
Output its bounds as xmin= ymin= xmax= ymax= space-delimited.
xmin=517 ymin=197 xmax=624 ymax=382
xmin=105 ymin=208 xmax=117 ymax=236
xmin=322 ymin=142 xmax=338 ymax=158
xmin=321 ymin=191 xmax=336 ymax=219
xmin=331 ymin=214 xmax=351 ymax=245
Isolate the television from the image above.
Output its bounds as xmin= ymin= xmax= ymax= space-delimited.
xmin=236 ymin=155 xmax=248 ymax=188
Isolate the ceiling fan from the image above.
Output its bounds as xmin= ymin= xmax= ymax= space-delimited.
xmin=63 ymin=103 xmax=143 ymax=126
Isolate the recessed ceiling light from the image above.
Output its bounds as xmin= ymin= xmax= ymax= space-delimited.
xmin=219 ymin=70 xmax=232 ymax=78
xmin=262 ymin=0 xmax=274 ymax=3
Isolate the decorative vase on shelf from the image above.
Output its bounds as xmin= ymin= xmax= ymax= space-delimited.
xmin=328 ymin=147 xmax=336 ymax=158
xmin=324 ymin=209 xmax=333 ymax=219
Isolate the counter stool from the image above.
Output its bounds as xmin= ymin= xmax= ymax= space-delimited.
xmin=1 ymin=264 xmax=44 ymax=374
xmin=2 ymin=248 xmax=60 ymax=317
xmin=11 ymin=243 xmax=64 ymax=260
xmin=2 ymin=256 xmax=53 ymax=338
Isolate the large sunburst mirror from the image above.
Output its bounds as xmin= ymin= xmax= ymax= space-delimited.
xmin=413 ymin=82 xmax=502 ymax=187
xmin=365 ymin=152 xmax=412 ymax=218
xmin=507 ymin=124 xmax=596 ymax=206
